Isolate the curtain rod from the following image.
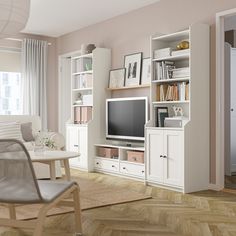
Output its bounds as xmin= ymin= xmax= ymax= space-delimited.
xmin=6 ymin=38 xmax=52 ymax=46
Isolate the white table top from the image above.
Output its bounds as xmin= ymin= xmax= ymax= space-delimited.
xmin=29 ymin=150 xmax=80 ymax=162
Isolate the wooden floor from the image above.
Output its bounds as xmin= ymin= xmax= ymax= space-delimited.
xmin=2 ymin=170 xmax=236 ymax=236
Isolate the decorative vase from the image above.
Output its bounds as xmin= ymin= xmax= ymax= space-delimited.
xmin=86 ymin=44 xmax=96 ymax=53
xmin=176 ymin=41 xmax=189 ymax=50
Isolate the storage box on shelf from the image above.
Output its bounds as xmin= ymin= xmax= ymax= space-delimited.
xmin=66 ymin=48 xmax=111 ymax=171
xmin=94 ymin=144 xmax=145 ymax=179
xmin=147 ymin=23 xmax=210 ymax=193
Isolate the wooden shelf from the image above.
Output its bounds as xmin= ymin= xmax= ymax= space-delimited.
xmin=72 ymin=53 xmax=93 ymax=60
xmin=153 ymin=101 xmax=189 ymax=105
xmin=152 ymin=53 xmax=189 ymax=62
xmin=152 ymin=78 xmax=190 ymax=84
xmin=72 ymin=70 xmax=93 ymax=75
xmin=107 ymin=84 xmax=150 ymax=91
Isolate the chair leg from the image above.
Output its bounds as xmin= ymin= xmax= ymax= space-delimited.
xmin=33 ymin=206 xmax=48 ymax=236
xmin=73 ymin=187 xmax=82 ymax=234
xmin=8 ymin=204 xmax=16 ymax=220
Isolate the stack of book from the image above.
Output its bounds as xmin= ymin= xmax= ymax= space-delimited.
xmin=157 ymin=82 xmax=189 ymax=101
xmin=172 ymin=67 xmax=190 ymax=78
xmin=155 ymin=61 xmax=175 ymax=80
xmin=172 ymin=49 xmax=190 ymax=57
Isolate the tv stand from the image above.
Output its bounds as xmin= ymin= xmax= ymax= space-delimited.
xmin=94 ymin=143 xmax=145 ymax=181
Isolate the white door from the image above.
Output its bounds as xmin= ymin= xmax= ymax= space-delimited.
xmin=146 ymin=129 xmax=164 ymax=183
xmin=230 ymin=48 xmax=236 ymax=173
xmin=163 ymin=130 xmax=184 ymax=187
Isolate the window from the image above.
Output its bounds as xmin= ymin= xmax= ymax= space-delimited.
xmin=0 ymin=72 xmax=22 ymax=115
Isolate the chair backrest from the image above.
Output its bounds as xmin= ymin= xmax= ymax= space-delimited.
xmin=0 ymin=139 xmax=43 ymax=203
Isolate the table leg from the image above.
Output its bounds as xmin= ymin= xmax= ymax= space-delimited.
xmin=49 ymin=161 xmax=56 ymax=180
xmin=64 ymin=159 xmax=71 ymax=181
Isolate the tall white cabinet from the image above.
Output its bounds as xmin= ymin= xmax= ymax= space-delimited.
xmin=146 ymin=23 xmax=210 ymax=193
xmin=66 ymin=48 xmax=111 ymax=171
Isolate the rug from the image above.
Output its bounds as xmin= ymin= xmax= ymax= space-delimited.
xmin=0 ymin=177 xmax=151 ymax=220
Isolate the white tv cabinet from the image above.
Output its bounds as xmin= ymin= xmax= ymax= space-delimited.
xmin=146 ymin=23 xmax=210 ymax=193
xmin=94 ymin=144 xmax=145 ymax=180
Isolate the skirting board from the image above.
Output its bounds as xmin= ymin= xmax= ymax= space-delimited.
xmin=208 ymin=183 xmax=222 ymax=191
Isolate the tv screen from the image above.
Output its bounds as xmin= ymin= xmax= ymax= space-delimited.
xmin=106 ymin=97 xmax=147 ymax=141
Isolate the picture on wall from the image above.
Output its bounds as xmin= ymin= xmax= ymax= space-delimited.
xmin=155 ymin=107 xmax=169 ymax=127
xmin=124 ymin=52 xmax=142 ymax=87
xmin=108 ymin=68 xmax=125 ymax=88
xmin=141 ymin=58 xmax=151 ymax=85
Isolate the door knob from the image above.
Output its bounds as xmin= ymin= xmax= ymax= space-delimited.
xmin=231 ymin=108 xmax=234 ymax=111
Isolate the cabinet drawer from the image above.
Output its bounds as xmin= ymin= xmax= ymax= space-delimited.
xmin=94 ymin=158 xmax=119 ymax=173
xmin=120 ymin=162 xmax=145 ymax=177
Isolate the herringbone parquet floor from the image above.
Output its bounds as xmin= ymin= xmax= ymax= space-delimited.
xmin=1 ymin=170 xmax=236 ymax=236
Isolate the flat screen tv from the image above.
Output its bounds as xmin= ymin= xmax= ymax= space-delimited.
xmin=106 ymin=97 xmax=148 ymax=142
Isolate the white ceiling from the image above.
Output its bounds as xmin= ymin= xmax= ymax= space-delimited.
xmin=22 ymin=0 xmax=160 ymax=37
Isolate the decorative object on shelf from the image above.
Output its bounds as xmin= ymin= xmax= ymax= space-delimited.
xmin=172 ymin=105 xmax=184 ymax=117
xmin=0 ymin=0 xmax=30 ymax=38
xmin=74 ymin=93 xmax=83 ymax=105
xmin=154 ymin=48 xmax=172 ymax=59
xmin=109 ymin=68 xmax=125 ymax=88
xmin=176 ymin=40 xmax=189 ymax=50
xmin=86 ymin=44 xmax=96 ymax=53
xmin=155 ymin=107 xmax=169 ymax=127
xmin=124 ymin=52 xmax=142 ymax=87
xmin=141 ymin=58 xmax=151 ymax=85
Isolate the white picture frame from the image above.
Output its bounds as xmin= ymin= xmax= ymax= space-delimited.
xmin=124 ymin=52 xmax=142 ymax=87
xmin=141 ymin=58 xmax=151 ymax=85
xmin=109 ymin=68 xmax=125 ymax=88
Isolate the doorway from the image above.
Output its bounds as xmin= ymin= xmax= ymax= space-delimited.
xmin=216 ymin=8 xmax=236 ymax=191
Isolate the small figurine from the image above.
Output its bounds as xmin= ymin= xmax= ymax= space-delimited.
xmin=74 ymin=93 xmax=82 ymax=105
xmin=172 ymin=105 xmax=184 ymax=117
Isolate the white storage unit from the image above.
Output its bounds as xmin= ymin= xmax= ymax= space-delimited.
xmin=146 ymin=23 xmax=210 ymax=193
xmin=66 ymin=48 xmax=111 ymax=171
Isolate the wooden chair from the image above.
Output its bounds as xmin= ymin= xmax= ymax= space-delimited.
xmin=0 ymin=139 xmax=82 ymax=236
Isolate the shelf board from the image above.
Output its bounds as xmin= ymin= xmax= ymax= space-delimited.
xmin=153 ymin=100 xmax=189 ymax=105
xmin=94 ymin=144 xmax=145 ymax=151
xmin=152 ymin=29 xmax=189 ymax=42
xmin=72 ymin=87 xmax=93 ymax=91
xmin=73 ymin=104 xmax=93 ymax=107
xmin=146 ymin=127 xmax=184 ymax=131
xmin=120 ymin=160 xmax=144 ymax=166
xmin=72 ymin=70 xmax=93 ymax=75
xmin=72 ymin=53 xmax=93 ymax=60
xmin=153 ymin=53 xmax=189 ymax=62
xmin=95 ymin=157 xmax=119 ymax=162
xmin=107 ymin=84 xmax=150 ymax=91
xmin=152 ymin=78 xmax=190 ymax=84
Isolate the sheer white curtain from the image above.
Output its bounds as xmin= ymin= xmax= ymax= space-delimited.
xmin=22 ymin=38 xmax=48 ymax=130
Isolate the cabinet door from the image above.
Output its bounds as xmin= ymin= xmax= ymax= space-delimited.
xmin=163 ymin=130 xmax=184 ymax=187
xmin=66 ymin=126 xmax=88 ymax=169
xmin=146 ymin=129 xmax=164 ymax=183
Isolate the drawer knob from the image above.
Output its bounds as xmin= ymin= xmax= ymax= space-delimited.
xmin=112 ymin=165 xmax=115 ymax=168
xmin=123 ymin=167 xmax=126 ymax=170
xmin=96 ymin=162 xmax=99 ymax=165
xmin=142 ymin=170 xmax=144 ymax=173
xmin=74 ymin=145 xmax=79 ymax=147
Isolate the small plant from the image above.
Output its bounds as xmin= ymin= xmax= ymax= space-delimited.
xmin=43 ymin=137 xmax=56 ymax=150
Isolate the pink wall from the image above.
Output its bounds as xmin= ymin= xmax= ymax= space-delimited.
xmin=56 ymin=0 xmax=236 ymax=183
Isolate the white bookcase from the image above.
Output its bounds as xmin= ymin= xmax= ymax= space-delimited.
xmin=146 ymin=23 xmax=210 ymax=193
xmin=66 ymin=48 xmax=111 ymax=171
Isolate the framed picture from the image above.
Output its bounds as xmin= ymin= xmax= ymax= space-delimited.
xmin=124 ymin=52 xmax=142 ymax=87
xmin=156 ymin=107 xmax=168 ymax=127
xmin=109 ymin=68 xmax=125 ymax=88
xmin=141 ymin=58 xmax=151 ymax=85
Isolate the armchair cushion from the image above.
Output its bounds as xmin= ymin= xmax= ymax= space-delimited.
xmin=21 ymin=122 xmax=35 ymax=142
xmin=0 ymin=122 xmax=23 ymax=141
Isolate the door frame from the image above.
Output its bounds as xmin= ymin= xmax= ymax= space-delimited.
xmin=216 ymin=8 xmax=236 ymax=190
